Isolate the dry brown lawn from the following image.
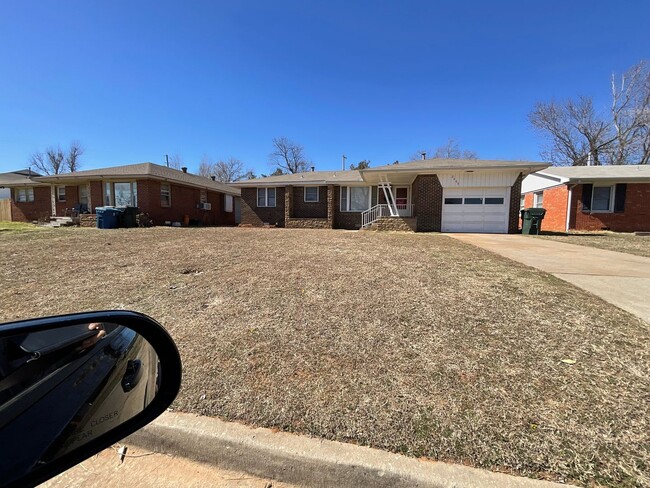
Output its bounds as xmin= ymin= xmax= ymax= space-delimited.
xmin=1 ymin=227 xmax=648 ymax=487
xmin=539 ymin=232 xmax=650 ymax=258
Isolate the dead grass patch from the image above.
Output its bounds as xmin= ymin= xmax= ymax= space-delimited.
xmin=540 ymin=232 xmax=650 ymax=258
xmin=0 ymin=227 xmax=648 ymax=486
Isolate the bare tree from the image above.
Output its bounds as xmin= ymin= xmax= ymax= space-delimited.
xmin=213 ymin=158 xmax=246 ymax=182
xmin=530 ymin=60 xmax=650 ymax=165
xmin=167 ymin=154 xmax=183 ymax=170
xmin=197 ymin=155 xmax=214 ymax=177
xmin=30 ymin=142 xmax=83 ymax=175
xmin=197 ymin=155 xmax=251 ymax=182
xmin=269 ymin=137 xmax=308 ymax=173
xmin=411 ymin=138 xmax=478 ymax=161
xmin=66 ymin=141 xmax=84 ymax=172
xmin=608 ymin=61 xmax=650 ymax=165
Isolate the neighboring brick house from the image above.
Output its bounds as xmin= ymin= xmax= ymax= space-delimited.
xmin=0 ymin=169 xmax=51 ymax=222
xmin=1 ymin=163 xmax=240 ymax=226
xmin=234 ymin=158 xmax=548 ymax=233
xmin=521 ymin=166 xmax=650 ymax=233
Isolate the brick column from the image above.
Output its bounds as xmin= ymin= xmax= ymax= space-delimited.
xmin=508 ymin=172 xmax=523 ymax=234
xmin=285 ymin=185 xmax=293 ymax=222
xmin=327 ymin=184 xmax=334 ymax=227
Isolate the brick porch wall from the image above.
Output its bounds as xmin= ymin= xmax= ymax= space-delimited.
xmin=412 ymin=175 xmax=442 ymax=232
xmin=54 ymin=185 xmax=81 ymax=216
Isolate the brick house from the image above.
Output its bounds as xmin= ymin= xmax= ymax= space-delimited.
xmin=521 ymin=166 xmax=650 ymax=232
xmin=235 ymin=158 xmax=548 ymax=233
xmin=0 ymin=169 xmax=51 ymax=222
xmin=0 ymin=163 xmax=240 ymax=226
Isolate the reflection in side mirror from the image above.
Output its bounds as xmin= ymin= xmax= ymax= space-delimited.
xmin=0 ymin=311 xmax=182 ymax=488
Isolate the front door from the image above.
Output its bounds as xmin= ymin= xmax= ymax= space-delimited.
xmin=395 ymin=187 xmax=408 ymax=215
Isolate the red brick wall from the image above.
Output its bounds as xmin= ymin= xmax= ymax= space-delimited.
xmin=11 ymin=186 xmax=51 ymax=222
xmin=573 ymin=183 xmax=650 ymax=232
xmin=90 ymin=181 xmax=104 ymax=212
xmin=240 ymin=187 xmax=286 ymax=226
xmin=54 ymin=185 xmax=80 ymax=216
xmin=291 ymin=186 xmax=328 ymax=218
xmin=136 ymin=180 xmax=234 ymax=226
xmin=520 ymin=185 xmax=568 ymax=232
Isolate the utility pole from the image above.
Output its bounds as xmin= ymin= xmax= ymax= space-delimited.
xmin=342 ymin=154 xmax=347 ymax=171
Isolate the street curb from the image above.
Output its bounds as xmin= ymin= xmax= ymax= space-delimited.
xmin=125 ymin=411 xmax=567 ymax=488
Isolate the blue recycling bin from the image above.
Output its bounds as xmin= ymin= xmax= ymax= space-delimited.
xmin=96 ymin=207 xmax=121 ymax=229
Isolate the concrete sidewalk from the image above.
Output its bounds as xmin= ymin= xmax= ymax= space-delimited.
xmin=448 ymin=233 xmax=650 ymax=323
xmin=125 ymin=411 xmax=567 ymax=488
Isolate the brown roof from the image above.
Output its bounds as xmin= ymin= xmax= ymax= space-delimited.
xmin=363 ymin=158 xmax=549 ymax=173
xmin=0 ymin=169 xmax=48 ymax=187
xmin=36 ymin=162 xmax=240 ymax=196
xmin=235 ymin=169 xmax=363 ymax=187
xmin=539 ymin=165 xmax=650 ymax=181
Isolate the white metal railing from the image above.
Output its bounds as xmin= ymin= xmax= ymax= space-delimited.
xmin=361 ymin=204 xmax=414 ymax=228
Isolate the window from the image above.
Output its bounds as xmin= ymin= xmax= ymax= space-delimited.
xmin=104 ymin=181 xmax=137 ymax=207
xmin=520 ymin=195 xmax=525 ymax=210
xmin=464 ymin=197 xmax=483 ymax=204
xmin=114 ymin=182 xmax=137 ymax=206
xmin=79 ymin=185 xmax=89 ymax=208
xmin=340 ymin=186 xmax=370 ymax=212
xmin=200 ymin=190 xmax=208 ymax=204
xmin=257 ymin=187 xmax=276 ymax=207
xmin=15 ymin=187 xmax=34 ymax=203
xmin=225 ymin=194 xmax=234 ymax=212
xmin=485 ymin=197 xmax=505 ymax=205
xmin=591 ymin=186 xmax=613 ymax=212
xmin=57 ymin=186 xmax=66 ymax=202
xmin=533 ymin=191 xmax=544 ymax=208
xmin=444 ymin=197 xmax=463 ymax=204
xmin=304 ymin=186 xmax=319 ymax=202
xmin=160 ymin=183 xmax=171 ymax=207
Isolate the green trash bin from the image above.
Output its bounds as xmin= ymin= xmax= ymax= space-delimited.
xmin=520 ymin=208 xmax=546 ymax=235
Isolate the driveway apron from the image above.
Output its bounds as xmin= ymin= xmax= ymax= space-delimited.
xmin=447 ymin=233 xmax=650 ymax=324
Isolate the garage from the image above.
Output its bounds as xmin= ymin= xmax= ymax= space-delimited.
xmin=441 ymin=187 xmax=510 ymax=233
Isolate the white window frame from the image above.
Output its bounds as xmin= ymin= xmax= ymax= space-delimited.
xmin=520 ymin=195 xmax=525 ymax=210
xmin=257 ymin=187 xmax=276 ymax=207
xmin=57 ymin=186 xmax=66 ymax=202
xmin=104 ymin=181 xmax=138 ymax=207
xmin=16 ymin=187 xmax=35 ymax=203
xmin=340 ymin=186 xmax=371 ymax=212
xmin=590 ymin=185 xmax=615 ymax=213
xmin=304 ymin=186 xmax=319 ymax=203
xmin=160 ymin=183 xmax=171 ymax=207
xmin=533 ymin=191 xmax=544 ymax=208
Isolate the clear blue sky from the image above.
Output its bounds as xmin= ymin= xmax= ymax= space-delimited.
xmin=1 ymin=0 xmax=648 ymax=174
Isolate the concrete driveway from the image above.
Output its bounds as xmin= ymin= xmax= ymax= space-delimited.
xmin=448 ymin=233 xmax=650 ymax=324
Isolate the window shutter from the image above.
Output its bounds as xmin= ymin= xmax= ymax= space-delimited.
xmin=581 ymin=184 xmax=593 ymax=212
xmin=614 ymin=183 xmax=626 ymax=213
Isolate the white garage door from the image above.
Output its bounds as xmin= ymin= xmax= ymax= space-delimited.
xmin=441 ymin=187 xmax=510 ymax=233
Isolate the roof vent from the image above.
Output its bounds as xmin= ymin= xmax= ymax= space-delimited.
xmin=421 ymin=152 xmax=426 ymax=160
xmin=210 ymin=175 xmax=216 ymax=181
xmin=311 ymin=166 xmax=315 ymax=172
xmin=181 ymin=167 xmax=188 ymax=173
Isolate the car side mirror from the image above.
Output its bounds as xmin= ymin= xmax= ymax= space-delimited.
xmin=0 ymin=311 xmax=182 ymax=488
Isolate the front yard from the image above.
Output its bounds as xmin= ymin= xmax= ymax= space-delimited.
xmin=539 ymin=231 xmax=650 ymax=258
xmin=1 ymin=227 xmax=648 ymax=487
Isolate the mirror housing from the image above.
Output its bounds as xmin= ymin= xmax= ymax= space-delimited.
xmin=0 ymin=311 xmax=182 ymax=488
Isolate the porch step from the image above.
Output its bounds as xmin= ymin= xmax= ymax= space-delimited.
xmin=366 ymin=217 xmax=416 ymax=232
xmin=47 ymin=216 xmax=77 ymax=227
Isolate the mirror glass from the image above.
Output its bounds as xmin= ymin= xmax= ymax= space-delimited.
xmin=0 ymin=321 xmax=160 ymax=484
